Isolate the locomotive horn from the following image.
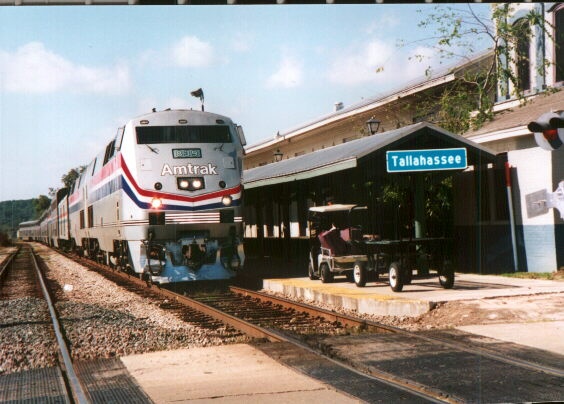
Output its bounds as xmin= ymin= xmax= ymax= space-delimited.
xmin=190 ymin=88 xmax=205 ymax=111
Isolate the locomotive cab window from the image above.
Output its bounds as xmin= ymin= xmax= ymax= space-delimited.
xmin=136 ymin=125 xmax=232 ymax=144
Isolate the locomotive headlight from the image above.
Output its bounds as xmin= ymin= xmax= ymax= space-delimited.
xmin=221 ymin=195 xmax=233 ymax=206
xmin=192 ymin=179 xmax=202 ymax=189
xmin=177 ymin=177 xmax=205 ymax=191
xmin=151 ymin=197 xmax=163 ymax=209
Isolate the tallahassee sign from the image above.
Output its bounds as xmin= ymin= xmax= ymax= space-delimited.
xmin=386 ymin=148 xmax=467 ymax=173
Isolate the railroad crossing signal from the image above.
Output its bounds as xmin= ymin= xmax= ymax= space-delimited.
xmin=527 ymin=111 xmax=564 ymax=151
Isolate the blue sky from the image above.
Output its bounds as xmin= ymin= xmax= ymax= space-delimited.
xmin=0 ymin=3 xmax=491 ymax=201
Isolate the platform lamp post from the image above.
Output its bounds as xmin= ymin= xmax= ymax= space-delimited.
xmin=274 ymin=149 xmax=283 ymax=162
xmin=366 ymin=118 xmax=381 ymax=135
xmin=190 ymin=88 xmax=205 ymax=111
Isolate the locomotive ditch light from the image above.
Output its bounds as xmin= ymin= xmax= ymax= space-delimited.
xmin=222 ymin=195 xmax=233 ymax=206
xmin=151 ymin=197 xmax=163 ymax=209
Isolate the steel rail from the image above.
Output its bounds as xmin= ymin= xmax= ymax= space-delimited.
xmin=156 ymin=286 xmax=286 ymax=342
xmin=230 ymin=286 xmax=564 ymax=378
xmin=57 ymin=249 xmax=561 ymax=402
xmin=0 ymin=247 xmax=19 ymax=282
xmin=30 ymin=246 xmax=91 ymax=404
xmin=230 ymin=285 xmax=393 ymax=331
xmin=61 ymin=251 xmax=456 ymax=403
xmin=67 ymin=254 xmax=286 ymax=343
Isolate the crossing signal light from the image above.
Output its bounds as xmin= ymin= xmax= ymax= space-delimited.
xmin=527 ymin=111 xmax=564 ymax=151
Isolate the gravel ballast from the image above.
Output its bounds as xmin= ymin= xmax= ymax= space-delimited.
xmin=0 ymin=243 xmax=244 ymax=375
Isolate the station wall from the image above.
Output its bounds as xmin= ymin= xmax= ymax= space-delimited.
xmin=509 ymin=147 xmax=564 ymax=272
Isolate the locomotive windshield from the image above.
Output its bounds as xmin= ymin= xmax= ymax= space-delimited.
xmin=136 ymin=125 xmax=232 ymax=144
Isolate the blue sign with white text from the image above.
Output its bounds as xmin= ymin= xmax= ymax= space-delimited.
xmin=386 ymin=148 xmax=467 ymax=173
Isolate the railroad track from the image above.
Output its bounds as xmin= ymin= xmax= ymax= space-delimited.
xmin=229 ymin=286 xmax=564 ymax=378
xmin=0 ymin=244 xmax=90 ymax=403
xmin=28 ymin=245 xmax=564 ymax=403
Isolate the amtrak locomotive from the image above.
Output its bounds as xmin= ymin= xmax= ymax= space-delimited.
xmin=19 ymin=108 xmax=246 ymax=283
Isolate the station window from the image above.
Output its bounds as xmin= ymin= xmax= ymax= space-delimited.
xmin=80 ymin=210 xmax=85 ymax=229
xmin=514 ymin=18 xmax=531 ymax=92
xmin=555 ymin=7 xmax=564 ymax=83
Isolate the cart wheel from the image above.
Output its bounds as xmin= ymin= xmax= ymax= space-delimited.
xmin=308 ymin=261 xmax=319 ymax=280
xmin=320 ymin=263 xmax=333 ymax=283
xmin=389 ymin=261 xmax=404 ymax=292
xmin=353 ymin=260 xmax=367 ymax=287
xmin=439 ymin=260 xmax=455 ymax=289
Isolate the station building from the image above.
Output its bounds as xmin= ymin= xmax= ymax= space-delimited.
xmin=242 ymin=2 xmax=564 ymax=274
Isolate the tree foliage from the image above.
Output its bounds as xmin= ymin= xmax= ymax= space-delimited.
xmin=0 ymin=199 xmax=35 ymax=239
xmin=0 ymin=167 xmax=86 ymax=240
xmin=32 ymin=195 xmax=51 ymax=218
xmin=62 ymin=166 xmax=86 ymax=189
xmin=407 ymin=3 xmax=553 ymax=132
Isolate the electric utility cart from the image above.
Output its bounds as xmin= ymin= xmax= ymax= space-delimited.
xmin=307 ymin=204 xmax=455 ymax=292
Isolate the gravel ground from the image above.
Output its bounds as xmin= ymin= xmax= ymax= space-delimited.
xmin=0 ymin=297 xmax=58 ymax=374
xmin=0 ymin=243 xmax=246 ymax=375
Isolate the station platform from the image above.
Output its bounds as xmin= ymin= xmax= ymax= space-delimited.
xmin=121 ymin=343 xmax=360 ymax=403
xmin=262 ymin=272 xmax=564 ymax=317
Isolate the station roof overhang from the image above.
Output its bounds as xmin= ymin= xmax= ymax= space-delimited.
xmin=243 ymin=122 xmax=498 ymax=190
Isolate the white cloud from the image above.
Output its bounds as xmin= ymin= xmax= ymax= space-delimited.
xmin=326 ymin=39 xmax=394 ymax=86
xmin=171 ymin=36 xmax=215 ymax=68
xmin=326 ymin=39 xmax=441 ymax=87
xmin=0 ymin=42 xmax=131 ymax=94
xmin=230 ymin=32 xmax=253 ymax=53
xmin=266 ymin=55 xmax=303 ymax=89
xmin=364 ymin=13 xmax=400 ymax=35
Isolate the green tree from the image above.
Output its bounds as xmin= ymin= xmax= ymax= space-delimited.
xmin=62 ymin=166 xmax=86 ymax=189
xmin=32 ymin=195 xmax=51 ymax=218
xmin=406 ymin=3 xmax=554 ymax=131
xmin=0 ymin=199 xmax=35 ymax=238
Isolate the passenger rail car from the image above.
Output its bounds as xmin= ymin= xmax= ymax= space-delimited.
xmin=19 ymin=108 xmax=247 ymax=283
xmin=17 ymin=220 xmax=40 ymax=241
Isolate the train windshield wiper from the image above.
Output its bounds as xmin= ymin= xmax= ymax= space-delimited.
xmin=146 ymin=144 xmax=159 ymax=154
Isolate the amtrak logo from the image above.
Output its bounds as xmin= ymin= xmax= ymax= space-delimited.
xmin=161 ymin=163 xmax=218 ymax=176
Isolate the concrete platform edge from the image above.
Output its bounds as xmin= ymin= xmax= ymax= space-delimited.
xmin=262 ymin=279 xmax=433 ymax=317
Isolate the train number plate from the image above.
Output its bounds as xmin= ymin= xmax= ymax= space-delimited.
xmin=172 ymin=148 xmax=202 ymax=158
